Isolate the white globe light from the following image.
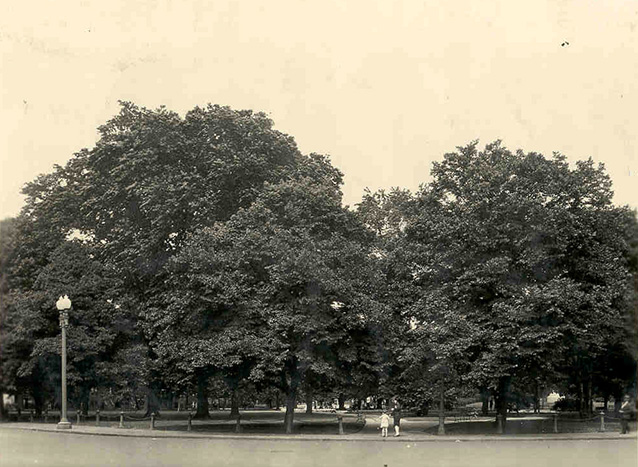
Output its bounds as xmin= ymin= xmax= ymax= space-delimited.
xmin=56 ymin=295 xmax=72 ymax=310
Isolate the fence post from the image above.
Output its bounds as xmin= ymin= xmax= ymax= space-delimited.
xmin=76 ymin=411 xmax=81 ymax=425
xmin=235 ymin=414 xmax=242 ymax=433
xmin=496 ymin=414 xmax=503 ymax=434
xmin=150 ymin=412 xmax=155 ymax=430
xmin=553 ymin=413 xmax=558 ymax=433
xmin=44 ymin=410 xmax=48 ymax=424
xmin=29 ymin=410 xmax=34 ymax=423
xmin=96 ymin=409 xmax=100 ymax=426
xmin=599 ymin=411 xmax=605 ymax=432
xmin=337 ymin=414 xmax=344 ymax=435
xmin=188 ymin=411 xmax=192 ymax=432
xmin=119 ymin=411 xmax=124 ymax=429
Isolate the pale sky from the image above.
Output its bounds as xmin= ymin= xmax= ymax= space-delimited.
xmin=1 ymin=0 xmax=637 ymax=219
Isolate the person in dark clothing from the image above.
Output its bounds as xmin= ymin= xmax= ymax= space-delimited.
xmin=392 ymin=404 xmax=402 ymax=437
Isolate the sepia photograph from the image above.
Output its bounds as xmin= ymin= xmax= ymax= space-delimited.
xmin=1 ymin=1 xmax=637 ymax=466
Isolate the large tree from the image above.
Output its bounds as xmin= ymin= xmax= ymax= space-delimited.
xmin=0 ymin=212 xmax=69 ymax=417
xmin=166 ymin=173 xmax=385 ymax=433
xmin=377 ymin=141 xmax=637 ymax=429
xmin=0 ymin=225 xmax=137 ymax=416
xmin=0 ymin=218 xmax=19 ymax=419
xmin=13 ymin=102 xmax=317 ymax=415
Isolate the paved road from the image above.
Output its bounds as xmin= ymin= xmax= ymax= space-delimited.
xmin=1 ymin=429 xmax=636 ymax=467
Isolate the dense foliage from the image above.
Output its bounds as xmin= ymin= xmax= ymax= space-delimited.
xmin=359 ymin=141 xmax=638 ymax=427
xmin=1 ymin=105 xmax=635 ymax=431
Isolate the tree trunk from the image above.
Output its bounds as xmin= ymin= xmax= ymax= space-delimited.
xmin=275 ymin=393 xmax=280 ymax=410
xmin=0 ymin=396 xmax=7 ymax=421
xmin=480 ymin=386 xmax=489 ymax=416
xmin=438 ymin=387 xmax=446 ymax=435
xmin=533 ymin=381 xmax=540 ymax=414
xmin=230 ymin=388 xmax=240 ymax=417
xmin=32 ymin=386 xmax=45 ymax=417
xmin=79 ymin=386 xmax=90 ymax=415
xmin=578 ymin=381 xmax=585 ymax=417
xmin=305 ymin=389 xmax=313 ymax=414
xmin=284 ymin=387 xmax=297 ymax=434
xmin=283 ymin=358 xmax=300 ymax=434
xmin=495 ymin=377 xmax=510 ymax=431
xmin=194 ymin=374 xmax=210 ymax=419
xmin=16 ymin=394 xmax=23 ymax=416
xmin=143 ymin=387 xmax=161 ymax=417
xmin=338 ymin=393 xmax=346 ymax=410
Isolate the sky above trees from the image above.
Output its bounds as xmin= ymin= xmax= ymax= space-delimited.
xmin=1 ymin=0 xmax=637 ymax=219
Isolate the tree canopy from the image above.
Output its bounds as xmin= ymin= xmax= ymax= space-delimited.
xmin=162 ymin=175 xmax=385 ymax=431
xmin=367 ymin=141 xmax=638 ymax=427
xmin=1 ymin=103 xmax=636 ymax=430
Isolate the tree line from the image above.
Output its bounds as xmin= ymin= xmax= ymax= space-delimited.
xmin=1 ymin=103 xmax=636 ymax=432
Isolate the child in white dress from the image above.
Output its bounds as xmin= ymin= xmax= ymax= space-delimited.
xmin=380 ymin=411 xmax=390 ymax=437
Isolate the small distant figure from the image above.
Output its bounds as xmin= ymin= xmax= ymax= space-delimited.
xmin=380 ymin=411 xmax=390 ymax=438
xmin=561 ymin=41 xmax=569 ymax=47
xmin=620 ymin=395 xmax=636 ymax=434
xmin=392 ymin=404 xmax=402 ymax=437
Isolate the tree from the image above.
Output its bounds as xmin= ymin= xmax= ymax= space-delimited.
xmin=380 ymin=141 xmax=638 ymax=429
xmin=16 ymin=102 xmax=314 ymax=415
xmin=1 ymin=231 xmax=137 ymax=416
xmin=167 ymin=174 xmax=383 ymax=433
xmin=0 ymin=213 xmax=69 ymax=417
xmin=355 ymin=187 xmax=419 ymax=389
xmin=1 ymin=218 xmax=19 ymax=419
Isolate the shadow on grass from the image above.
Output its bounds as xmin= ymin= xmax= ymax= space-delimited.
xmin=161 ymin=421 xmax=365 ymax=435
xmin=4 ymin=409 xmax=370 ymax=435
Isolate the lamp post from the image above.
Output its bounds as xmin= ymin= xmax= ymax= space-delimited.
xmin=56 ymin=295 xmax=72 ymax=429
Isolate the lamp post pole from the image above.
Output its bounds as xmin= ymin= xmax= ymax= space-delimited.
xmin=56 ymin=295 xmax=72 ymax=429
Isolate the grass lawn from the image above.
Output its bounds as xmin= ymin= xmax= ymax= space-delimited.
xmin=5 ymin=409 xmax=366 ymax=435
xmin=6 ymin=409 xmax=635 ymax=435
xmin=425 ymin=413 xmax=636 ymax=435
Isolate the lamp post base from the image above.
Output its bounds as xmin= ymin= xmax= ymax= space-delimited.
xmin=57 ymin=420 xmax=72 ymax=430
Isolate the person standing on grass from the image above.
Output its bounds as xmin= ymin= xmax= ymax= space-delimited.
xmin=380 ymin=411 xmax=390 ymax=437
xmin=392 ymin=404 xmax=402 ymax=437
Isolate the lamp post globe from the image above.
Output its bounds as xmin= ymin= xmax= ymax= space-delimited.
xmin=56 ymin=295 xmax=71 ymax=312
xmin=56 ymin=295 xmax=72 ymax=429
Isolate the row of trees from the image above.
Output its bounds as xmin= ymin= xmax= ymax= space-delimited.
xmin=1 ymin=103 xmax=636 ymax=432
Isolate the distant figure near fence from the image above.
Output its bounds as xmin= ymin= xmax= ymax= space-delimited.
xmin=620 ymin=396 xmax=636 ymax=434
